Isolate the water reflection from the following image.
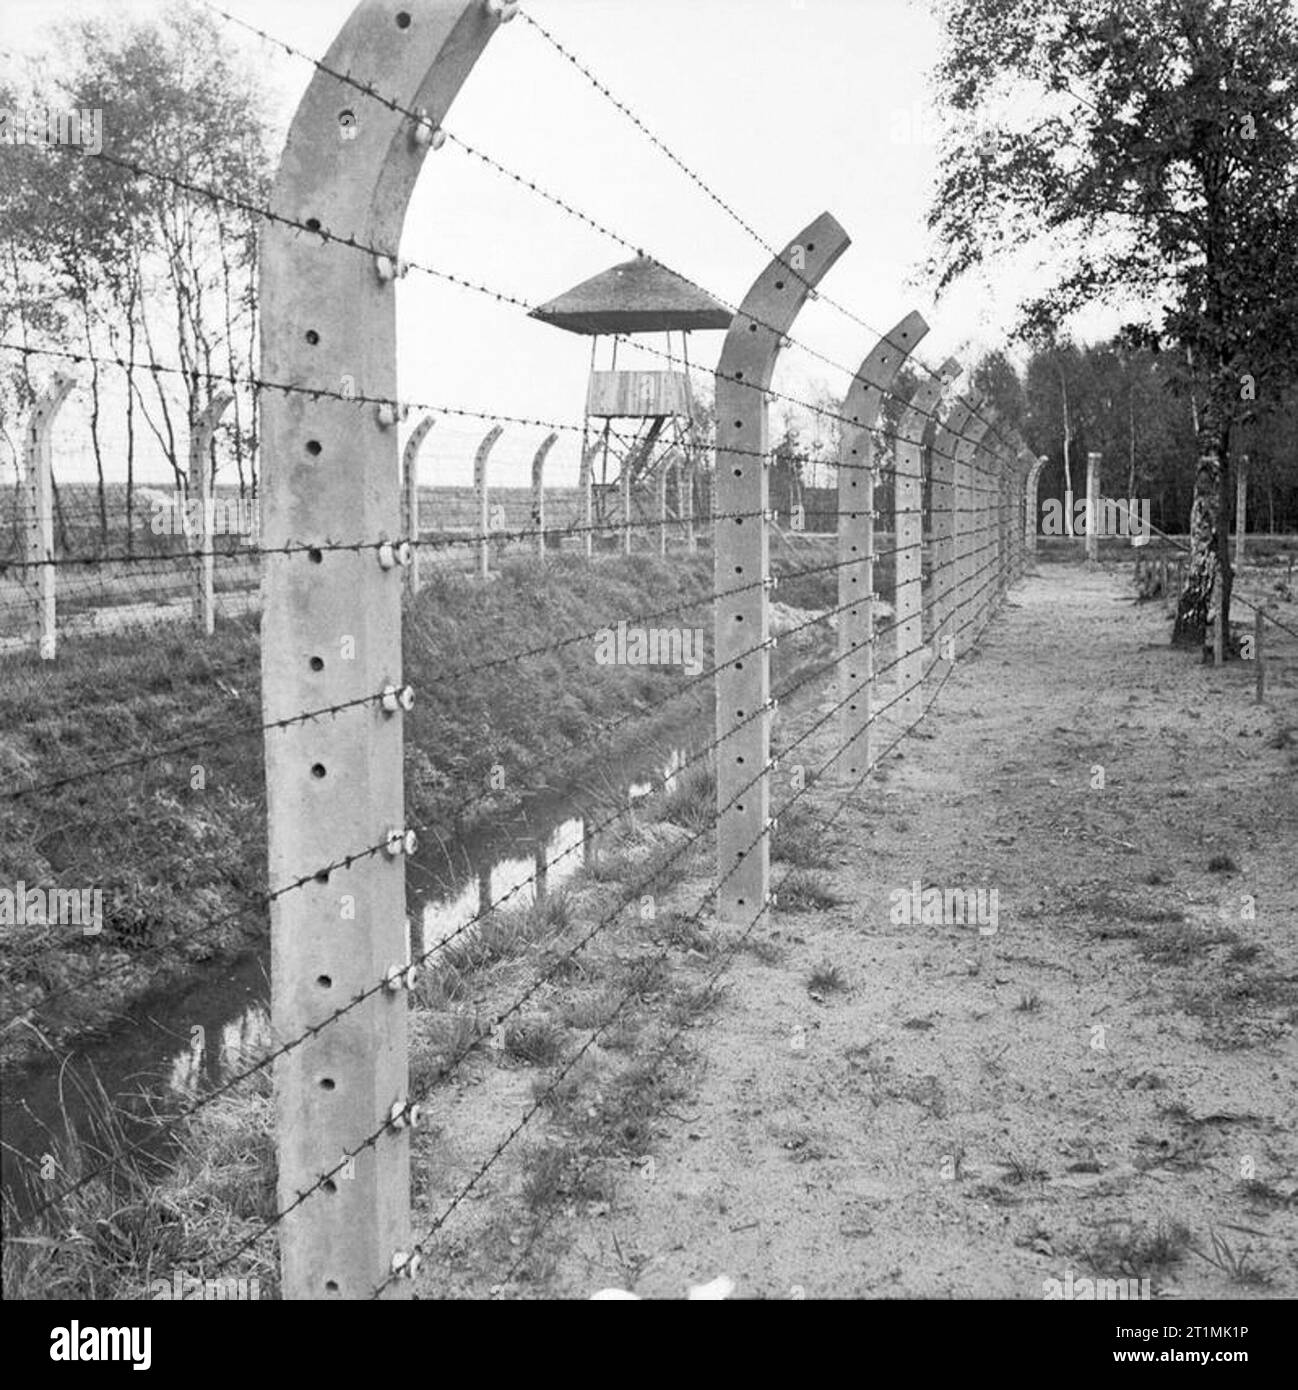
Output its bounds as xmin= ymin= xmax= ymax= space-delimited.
xmin=164 ymin=1004 xmax=273 ymax=1099
xmin=3 ymin=740 xmax=697 ymax=1217
xmin=413 ymin=746 xmax=690 ymax=967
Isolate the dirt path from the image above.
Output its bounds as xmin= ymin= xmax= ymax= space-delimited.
xmin=542 ymin=561 xmax=1298 ymax=1300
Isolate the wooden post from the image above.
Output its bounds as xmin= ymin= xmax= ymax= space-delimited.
xmin=23 ymin=373 xmax=76 ymax=660
xmin=622 ymin=454 xmax=633 ymax=557
xmin=1085 ymin=450 xmax=1101 ymax=565
xmin=402 ymin=415 xmax=435 ymax=597
xmin=714 ymin=212 xmax=849 ymax=923
xmin=474 ymin=423 xmax=503 ymax=579
xmin=683 ymin=456 xmax=696 ymax=552
xmin=837 ymin=312 xmax=928 ymax=782
xmin=1214 ymin=595 xmax=1224 ymax=666
xmin=658 ymin=455 xmax=671 ymax=556
xmin=259 ymin=0 xmax=507 ymax=1302
xmin=1254 ymin=608 xmax=1264 ymax=703
xmin=189 ymin=392 xmax=233 ymax=636
xmin=531 ymin=431 xmax=557 ymax=559
xmin=579 ymin=443 xmax=595 ymax=560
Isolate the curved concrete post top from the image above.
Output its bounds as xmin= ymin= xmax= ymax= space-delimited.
xmin=577 ymin=440 xmax=600 ymax=488
xmin=840 ymin=310 xmax=929 ymax=473
xmin=899 ymin=359 xmax=960 ymax=454
xmin=473 ymin=423 xmax=504 ymax=490
xmin=718 ymin=211 xmax=851 ymax=396
xmin=403 ymin=414 xmax=436 ymax=477
xmin=531 ymin=431 xmax=558 ymax=492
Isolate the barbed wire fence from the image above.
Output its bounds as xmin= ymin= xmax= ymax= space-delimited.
xmin=7 ymin=0 xmax=1271 ymax=1302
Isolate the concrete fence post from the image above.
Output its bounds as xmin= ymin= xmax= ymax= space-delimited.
xmin=952 ymin=399 xmax=990 ymax=653
xmin=895 ymin=368 xmax=954 ymax=716
xmin=1033 ymin=453 xmax=1050 ymax=556
xmin=1085 ymin=450 xmax=1101 ymax=565
xmin=983 ymin=417 xmax=1005 ymax=607
xmin=1010 ymin=440 xmax=1030 ymax=581
xmin=714 ymin=211 xmax=849 ymax=923
xmin=1013 ymin=443 xmax=1035 ymax=581
xmin=531 ymin=431 xmax=557 ymax=558
xmin=259 ymin=0 xmax=507 ymax=1302
xmin=997 ymin=433 xmax=1020 ymax=589
xmin=683 ymin=455 xmax=696 ymax=551
xmin=933 ymin=386 xmax=978 ymax=650
xmin=973 ymin=416 xmax=1004 ymax=634
xmin=23 ymin=372 xmax=75 ymax=660
xmin=189 ymin=392 xmax=233 ymax=637
xmin=837 ymin=311 xmax=927 ymax=782
xmin=474 ymin=423 xmax=504 ymax=579
xmin=402 ymin=414 xmax=436 ymax=597
xmin=997 ymin=434 xmax=1014 ymax=598
xmin=921 ymin=372 xmax=961 ymax=666
xmin=984 ymin=417 xmax=1010 ymax=603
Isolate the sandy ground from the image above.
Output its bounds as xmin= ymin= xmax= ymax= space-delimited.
xmin=412 ymin=558 xmax=1297 ymax=1300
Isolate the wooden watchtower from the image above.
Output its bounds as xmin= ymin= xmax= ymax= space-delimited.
xmin=530 ymin=254 xmax=731 ymax=540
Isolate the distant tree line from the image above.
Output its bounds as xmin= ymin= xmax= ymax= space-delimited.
xmin=0 ymin=4 xmax=271 ymax=551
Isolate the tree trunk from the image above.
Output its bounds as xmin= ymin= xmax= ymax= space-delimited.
xmin=1060 ymin=367 xmax=1073 ymax=497
xmin=75 ymin=289 xmax=109 ymax=551
xmin=1127 ymin=390 xmax=1137 ymax=498
xmin=1172 ymin=379 xmax=1232 ymax=651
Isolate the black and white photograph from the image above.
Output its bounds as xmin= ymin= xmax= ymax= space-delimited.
xmin=1 ymin=0 xmax=1295 ymax=1344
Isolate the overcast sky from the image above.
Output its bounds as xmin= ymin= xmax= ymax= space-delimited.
xmin=2 ymin=0 xmax=1126 ymax=485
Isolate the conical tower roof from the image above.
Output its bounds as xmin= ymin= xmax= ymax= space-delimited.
xmin=529 ymin=255 xmax=732 ymax=336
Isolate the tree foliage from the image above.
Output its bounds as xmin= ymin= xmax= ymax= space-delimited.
xmin=0 ymin=3 xmax=272 ymax=546
xmin=927 ymin=0 xmax=1298 ymax=645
